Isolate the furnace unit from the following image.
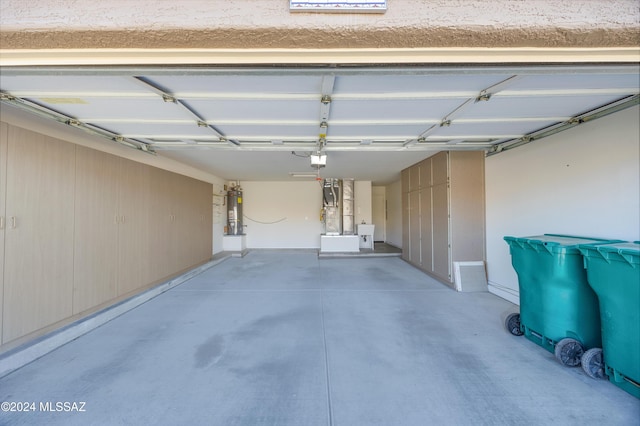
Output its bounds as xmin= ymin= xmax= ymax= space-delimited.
xmin=322 ymin=178 xmax=354 ymax=235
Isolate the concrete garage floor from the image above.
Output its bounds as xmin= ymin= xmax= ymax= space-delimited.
xmin=1 ymin=251 xmax=638 ymax=425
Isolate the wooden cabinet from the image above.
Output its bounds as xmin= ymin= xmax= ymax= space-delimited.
xmin=192 ymin=179 xmax=214 ymax=265
xmin=401 ymin=151 xmax=485 ymax=286
xmin=117 ymin=158 xmax=152 ymax=296
xmin=432 ymin=181 xmax=450 ymax=280
xmin=401 ymin=189 xmax=410 ymax=262
xmin=449 ymin=152 xmax=486 ymax=270
xmin=409 ymin=190 xmax=421 ymax=265
xmin=0 ymin=121 xmax=213 ymax=348
xmin=73 ymin=147 xmax=120 ymax=314
xmin=148 ymin=169 xmax=213 ymax=282
xmin=0 ymin=123 xmax=7 ymax=342
xmin=148 ymin=166 xmax=175 ymax=283
xmin=3 ymin=127 xmax=76 ymax=342
xmin=419 ymin=186 xmax=432 ymax=271
xmin=409 ymin=164 xmax=420 ymax=192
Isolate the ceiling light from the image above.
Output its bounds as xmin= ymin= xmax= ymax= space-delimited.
xmin=289 ymin=172 xmax=318 ymax=178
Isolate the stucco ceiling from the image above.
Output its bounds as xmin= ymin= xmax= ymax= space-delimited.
xmin=0 ymin=65 xmax=638 ymax=184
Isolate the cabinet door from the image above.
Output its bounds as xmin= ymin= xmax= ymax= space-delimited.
xmin=3 ymin=126 xmax=75 ymax=343
xmin=419 ymin=158 xmax=431 ymax=188
xmin=432 ymin=152 xmax=448 ymax=186
xmin=148 ymin=170 xmax=212 ymax=281
xmin=147 ymin=167 xmax=174 ymax=283
xmin=449 ymin=151 xmax=486 ymax=263
xmin=194 ymin=179 xmax=213 ymax=264
xmin=73 ymin=147 xmax=119 ymax=314
xmin=409 ymin=165 xmax=420 ymax=192
xmin=117 ymin=158 xmax=151 ymax=296
xmin=401 ymin=192 xmax=410 ymax=261
xmin=172 ymin=173 xmax=196 ymax=271
xmin=432 ymin=182 xmax=450 ymax=280
xmin=419 ymin=187 xmax=433 ymax=271
xmin=409 ymin=190 xmax=421 ymax=265
xmin=0 ymin=122 xmax=7 ymax=342
xmin=401 ymin=168 xmax=410 ymax=194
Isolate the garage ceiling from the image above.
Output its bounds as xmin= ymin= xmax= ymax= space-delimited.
xmin=1 ymin=65 xmax=638 ymax=184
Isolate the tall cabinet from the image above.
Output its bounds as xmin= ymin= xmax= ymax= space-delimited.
xmin=402 ymin=151 xmax=485 ymax=286
xmin=73 ymin=146 xmax=120 ymax=314
xmin=0 ymin=122 xmax=213 ymax=349
xmin=3 ymin=126 xmax=76 ymax=343
xmin=0 ymin=122 xmax=8 ymax=343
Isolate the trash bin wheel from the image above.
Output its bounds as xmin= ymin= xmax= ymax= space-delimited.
xmin=554 ymin=338 xmax=584 ymax=367
xmin=581 ymin=347 xmax=605 ymax=379
xmin=505 ymin=313 xmax=524 ymax=336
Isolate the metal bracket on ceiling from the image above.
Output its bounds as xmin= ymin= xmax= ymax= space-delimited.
xmin=476 ymin=75 xmax=522 ymax=102
xmin=405 ymin=75 xmax=524 ymax=147
xmin=129 ymin=76 xmax=240 ymax=147
xmin=0 ymin=92 xmax=16 ymax=102
xmin=318 ymin=75 xmax=336 ymax=146
xmin=487 ymin=94 xmax=640 ymax=156
xmin=0 ymin=90 xmax=155 ymax=154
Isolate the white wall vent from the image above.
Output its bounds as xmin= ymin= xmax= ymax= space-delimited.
xmin=454 ymin=261 xmax=488 ymax=292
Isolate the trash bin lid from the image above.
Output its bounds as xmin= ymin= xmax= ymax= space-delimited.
xmin=504 ymin=234 xmax=619 ymax=254
xmin=580 ymin=241 xmax=640 ymax=265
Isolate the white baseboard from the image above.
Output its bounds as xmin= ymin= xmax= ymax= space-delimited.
xmin=488 ymin=281 xmax=520 ymax=306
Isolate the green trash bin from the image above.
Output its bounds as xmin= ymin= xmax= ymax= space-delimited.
xmin=578 ymin=241 xmax=640 ymax=398
xmin=503 ymin=234 xmax=620 ymax=367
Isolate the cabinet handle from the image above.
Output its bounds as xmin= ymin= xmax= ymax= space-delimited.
xmin=11 ymin=216 xmax=16 ymax=229
xmin=115 ymin=214 xmax=119 ymax=224
xmin=121 ymin=215 xmax=126 ymax=224
xmin=0 ymin=216 xmax=4 ymax=230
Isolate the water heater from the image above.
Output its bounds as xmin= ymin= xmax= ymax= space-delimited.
xmin=226 ymin=185 xmax=243 ymax=235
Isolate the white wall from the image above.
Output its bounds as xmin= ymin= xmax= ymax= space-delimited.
xmin=372 ymin=186 xmax=386 ymax=241
xmin=385 ymin=179 xmax=403 ymax=248
xmin=240 ymin=180 xmax=375 ymax=249
xmin=485 ymin=106 xmax=640 ymax=304
xmin=354 ymin=181 xmax=372 ymax=225
xmin=240 ymin=181 xmax=324 ymax=249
